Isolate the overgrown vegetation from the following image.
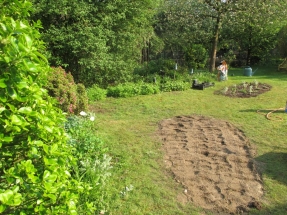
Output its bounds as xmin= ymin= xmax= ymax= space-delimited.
xmin=0 ymin=1 xmax=110 ymax=214
xmin=65 ymin=113 xmax=112 ymax=214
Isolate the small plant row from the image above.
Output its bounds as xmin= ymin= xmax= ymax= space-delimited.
xmin=88 ymin=80 xmax=191 ymax=100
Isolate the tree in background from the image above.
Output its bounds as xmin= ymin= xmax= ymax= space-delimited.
xmin=222 ymin=0 xmax=287 ymax=66
xmin=30 ymin=0 xmax=160 ymax=87
xmin=277 ymin=24 xmax=287 ymax=58
xmin=154 ymin=0 xmax=287 ymax=71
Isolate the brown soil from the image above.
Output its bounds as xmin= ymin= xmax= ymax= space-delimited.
xmin=158 ymin=115 xmax=263 ymax=214
xmin=214 ymin=82 xmax=272 ymax=98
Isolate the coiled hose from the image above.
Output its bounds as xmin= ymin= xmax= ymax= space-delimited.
xmin=257 ymin=108 xmax=285 ymax=121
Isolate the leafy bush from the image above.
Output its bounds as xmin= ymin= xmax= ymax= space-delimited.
xmin=46 ymin=66 xmax=88 ymax=114
xmin=0 ymin=4 xmax=84 ymax=214
xmin=184 ymin=44 xmax=208 ymax=69
xmin=140 ymin=83 xmax=160 ymax=95
xmin=191 ymin=71 xmax=216 ymax=83
xmin=160 ymin=80 xmax=190 ymax=92
xmin=65 ymin=113 xmax=112 ymax=213
xmin=107 ymin=82 xmax=160 ymax=98
xmin=134 ymin=58 xmax=176 ymax=76
xmin=87 ymin=85 xmax=107 ymax=101
xmin=76 ymin=83 xmax=89 ymax=112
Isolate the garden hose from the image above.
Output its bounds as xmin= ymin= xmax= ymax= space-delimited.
xmin=256 ymin=108 xmax=285 ymax=121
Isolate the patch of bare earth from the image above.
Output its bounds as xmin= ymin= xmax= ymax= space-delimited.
xmin=158 ymin=115 xmax=263 ymax=214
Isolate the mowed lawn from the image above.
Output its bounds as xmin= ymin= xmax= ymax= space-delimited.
xmin=91 ymin=66 xmax=287 ymax=215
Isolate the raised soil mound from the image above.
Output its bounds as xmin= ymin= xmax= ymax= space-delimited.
xmin=158 ymin=115 xmax=263 ymax=214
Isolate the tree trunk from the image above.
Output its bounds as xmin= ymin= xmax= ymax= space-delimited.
xmin=209 ymin=14 xmax=222 ymax=72
xmin=246 ymin=27 xmax=252 ymax=66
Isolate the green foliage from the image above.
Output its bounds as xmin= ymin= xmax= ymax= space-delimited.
xmin=45 ymin=67 xmax=88 ymax=114
xmin=184 ymin=44 xmax=208 ymax=69
xmin=134 ymin=58 xmax=177 ymax=77
xmin=87 ymin=85 xmax=107 ymax=102
xmin=0 ymin=2 xmax=83 ymax=214
xmin=191 ymin=71 xmax=216 ymax=83
xmin=107 ymin=82 xmax=160 ymax=98
xmin=65 ymin=114 xmax=112 ymax=214
xmin=277 ymin=24 xmax=287 ymax=58
xmin=30 ymin=0 xmax=161 ymax=87
xmin=76 ymin=83 xmax=89 ymax=113
xmin=160 ymin=80 xmax=190 ymax=92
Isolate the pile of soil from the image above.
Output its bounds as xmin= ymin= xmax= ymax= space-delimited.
xmin=214 ymin=82 xmax=272 ymax=98
xmin=158 ymin=115 xmax=263 ymax=214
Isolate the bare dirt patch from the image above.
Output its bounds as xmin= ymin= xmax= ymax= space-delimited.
xmin=158 ymin=115 xmax=263 ymax=214
xmin=214 ymin=82 xmax=272 ymax=98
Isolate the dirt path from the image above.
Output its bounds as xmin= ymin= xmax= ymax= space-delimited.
xmin=158 ymin=115 xmax=263 ymax=214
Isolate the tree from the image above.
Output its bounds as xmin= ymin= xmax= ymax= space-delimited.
xmin=223 ymin=0 xmax=287 ymax=65
xmin=30 ymin=0 xmax=160 ymax=87
xmin=155 ymin=0 xmax=287 ymax=71
xmin=277 ymin=24 xmax=287 ymax=58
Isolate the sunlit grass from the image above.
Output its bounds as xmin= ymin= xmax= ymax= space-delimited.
xmin=91 ymin=65 xmax=287 ymax=214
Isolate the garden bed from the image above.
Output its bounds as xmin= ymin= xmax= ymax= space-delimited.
xmin=158 ymin=115 xmax=263 ymax=214
xmin=214 ymin=81 xmax=272 ymax=98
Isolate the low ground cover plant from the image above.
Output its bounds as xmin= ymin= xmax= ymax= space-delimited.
xmin=106 ymin=82 xmax=160 ymax=98
xmin=65 ymin=112 xmax=112 ymax=214
xmin=87 ymin=85 xmax=108 ymax=101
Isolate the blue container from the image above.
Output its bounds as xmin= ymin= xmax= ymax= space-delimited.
xmin=244 ymin=66 xmax=253 ymax=76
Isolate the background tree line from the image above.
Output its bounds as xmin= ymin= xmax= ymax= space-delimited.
xmin=29 ymin=0 xmax=287 ymax=87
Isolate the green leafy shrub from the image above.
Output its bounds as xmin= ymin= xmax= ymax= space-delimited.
xmin=134 ymin=58 xmax=176 ymax=76
xmin=76 ymin=83 xmax=89 ymax=112
xmin=191 ymin=71 xmax=216 ymax=83
xmin=184 ymin=44 xmax=208 ymax=69
xmin=140 ymin=83 xmax=160 ymax=95
xmin=65 ymin=113 xmax=112 ymax=213
xmin=46 ymin=66 xmax=88 ymax=114
xmin=160 ymin=80 xmax=190 ymax=92
xmin=0 ymin=4 xmax=85 ymax=214
xmin=87 ymin=85 xmax=107 ymax=101
xmin=107 ymin=82 xmax=160 ymax=98
xmin=107 ymin=83 xmax=141 ymax=98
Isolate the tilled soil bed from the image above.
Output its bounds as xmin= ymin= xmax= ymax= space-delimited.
xmin=158 ymin=115 xmax=263 ymax=214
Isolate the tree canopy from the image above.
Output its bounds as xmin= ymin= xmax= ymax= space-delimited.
xmin=30 ymin=0 xmax=160 ymax=87
xmin=27 ymin=0 xmax=287 ymax=84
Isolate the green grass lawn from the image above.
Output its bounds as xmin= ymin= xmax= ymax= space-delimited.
xmin=91 ymin=66 xmax=287 ymax=215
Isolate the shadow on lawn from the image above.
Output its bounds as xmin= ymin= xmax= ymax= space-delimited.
xmin=251 ymin=202 xmax=287 ymax=215
xmin=256 ymin=152 xmax=287 ymax=186
xmin=239 ymin=109 xmax=286 ymax=121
